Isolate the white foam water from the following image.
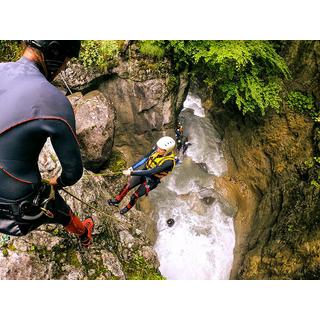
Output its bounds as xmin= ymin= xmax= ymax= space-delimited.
xmin=150 ymin=93 xmax=235 ymax=280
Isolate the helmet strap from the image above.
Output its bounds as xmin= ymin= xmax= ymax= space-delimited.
xmin=44 ymin=59 xmax=65 ymax=81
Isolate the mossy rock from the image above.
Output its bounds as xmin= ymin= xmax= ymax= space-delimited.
xmin=2 ymin=248 xmax=9 ymax=257
xmin=107 ymin=151 xmax=127 ymax=173
xmin=124 ymin=254 xmax=165 ymax=280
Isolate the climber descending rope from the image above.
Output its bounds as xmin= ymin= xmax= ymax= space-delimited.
xmin=107 ymin=136 xmax=177 ymax=215
xmin=175 ymin=121 xmax=191 ymax=155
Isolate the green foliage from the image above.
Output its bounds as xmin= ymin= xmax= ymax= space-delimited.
xmin=125 ymin=254 xmax=166 ymax=280
xmin=304 ymin=159 xmax=315 ymax=169
xmin=220 ymin=75 xmax=283 ymax=115
xmin=107 ymin=151 xmax=127 ymax=173
xmin=0 ymin=40 xmax=23 ymax=62
xmin=0 ymin=234 xmax=10 ymax=245
xmin=78 ymin=40 xmax=121 ymax=70
xmin=311 ymin=180 xmax=320 ymax=188
xmin=166 ymin=75 xmax=179 ymax=93
xmin=150 ymin=40 xmax=290 ymax=115
xmin=286 ymin=91 xmax=318 ymax=119
xmin=139 ymin=41 xmax=165 ymax=59
xmin=304 ymin=157 xmax=320 ymax=189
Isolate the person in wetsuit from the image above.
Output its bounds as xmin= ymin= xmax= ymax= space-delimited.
xmin=107 ymin=136 xmax=176 ymax=215
xmin=0 ymin=40 xmax=94 ymax=247
xmin=176 ymin=121 xmax=191 ymax=154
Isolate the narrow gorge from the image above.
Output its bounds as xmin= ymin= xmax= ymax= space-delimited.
xmin=0 ymin=40 xmax=319 ymax=279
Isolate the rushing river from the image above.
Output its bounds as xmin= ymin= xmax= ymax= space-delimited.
xmin=149 ymin=93 xmax=235 ymax=280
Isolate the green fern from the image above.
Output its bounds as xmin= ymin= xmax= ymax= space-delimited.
xmin=147 ymin=40 xmax=290 ymax=115
xmin=286 ymin=91 xmax=317 ymax=118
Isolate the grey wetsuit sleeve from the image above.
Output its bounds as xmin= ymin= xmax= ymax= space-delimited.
xmin=46 ymin=120 xmax=83 ymax=187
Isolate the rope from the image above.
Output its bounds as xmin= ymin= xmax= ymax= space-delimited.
xmin=92 ymin=171 xmax=123 ymax=177
xmin=60 ymin=187 xmax=129 ymax=228
xmin=41 ymin=179 xmax=129 ymax=229
xmin=60 ymin=74 xmax=73 ymax=95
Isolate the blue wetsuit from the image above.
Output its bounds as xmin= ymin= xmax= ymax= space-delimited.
xmin=0 ymin=57 xmax=83 ymax=235
xmin=113 ymin=147 xmax=175 ymax=210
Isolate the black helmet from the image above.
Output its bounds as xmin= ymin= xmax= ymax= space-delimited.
xmin=25 ymin=40 xmax=81 ymax=58
xmin=25 ymin=40 xmax=81 ymax=80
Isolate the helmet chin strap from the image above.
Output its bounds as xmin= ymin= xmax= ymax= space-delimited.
xmin=38 ymin=53 xmax=72 ymax=95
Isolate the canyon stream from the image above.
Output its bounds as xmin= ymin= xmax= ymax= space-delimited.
xmin=150 ymin=93 xmax=235 ymax=280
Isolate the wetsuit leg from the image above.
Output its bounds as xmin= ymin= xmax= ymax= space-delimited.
xmin=12 ymin=191 xmax=85 ymax=236
xmin=47 ymin=192 xmax=87 ymax=236
xmin=115 ymin=176 xmax=144 ymax=202
xmin=125 ymin=178 xmax=160 ymax=210
xmin=45 ymin=191 xmax=93 ymax=244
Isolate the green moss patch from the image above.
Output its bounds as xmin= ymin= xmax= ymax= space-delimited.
xmin=107 ymin=151 xmax=127 ymax=173
xmin=124 ymin=254 xmax=165 ymax=280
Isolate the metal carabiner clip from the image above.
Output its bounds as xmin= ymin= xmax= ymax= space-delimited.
xmin=40 ymin=198 xmax=54 ymax=218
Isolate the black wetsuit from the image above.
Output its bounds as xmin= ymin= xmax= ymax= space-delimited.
xmin=0 ymin=57 xmax=83 ymax=236
xmin=115 ymin=147 xmax=175 ymax=209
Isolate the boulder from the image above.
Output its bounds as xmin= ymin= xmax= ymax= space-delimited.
xmin=53 ymin=60 xmax=105 ymax=93
xmin=70 ymin=90 xmax=116 ymax=171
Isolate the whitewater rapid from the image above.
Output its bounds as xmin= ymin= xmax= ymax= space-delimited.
xmin=150 ymin=93 xmax=235 ymax=280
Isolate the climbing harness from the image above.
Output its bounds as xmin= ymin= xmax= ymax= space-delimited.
xmin=0 ymin=182 xmax=56 ymax=221
xmin=37 ymin=180 xmax=56 ymax=218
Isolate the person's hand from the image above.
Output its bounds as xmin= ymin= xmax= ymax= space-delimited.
xmin=49 ymin=176 xmax=59 ymax=186
xmin=123 ymin=168 xmax=133 ymax=176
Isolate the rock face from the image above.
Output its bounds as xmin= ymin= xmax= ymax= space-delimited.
xmin=57 ymin=43 xmax=189 ymax=165
xmin=99 ymin=46 xmax=188 ymax=163
xmin=207 ymin=40 xmax=320 ymax=279
xmin=71 ymin=90 xmax=115 ymax=171
xmin=53 ymin=60 xmax=105 ymax=93
xmin=0 ymin=140 xmax=161 ymax=280
xmin=281 ymin=41 xmax=320 ymax=101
